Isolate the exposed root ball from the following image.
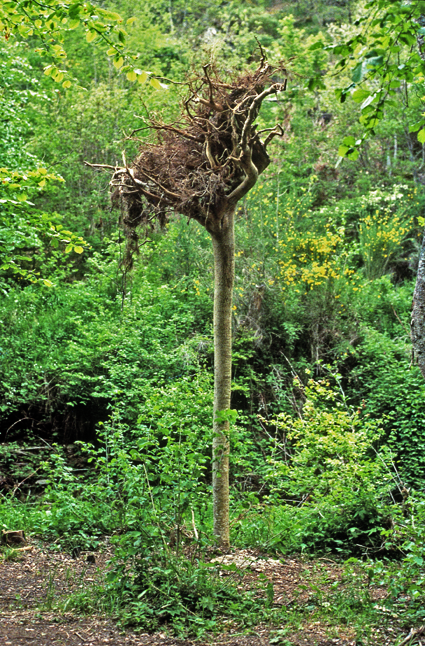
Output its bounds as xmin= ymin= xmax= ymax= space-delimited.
xmin=87 ymin=58 xmax=287 ymax=243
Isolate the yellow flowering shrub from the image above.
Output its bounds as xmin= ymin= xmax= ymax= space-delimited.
xmin=358 ymin=211 xmax=414 ymax=279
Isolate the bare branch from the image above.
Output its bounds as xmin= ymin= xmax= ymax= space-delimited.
xmin=226 ymin=160 xmax=259 ymax=206
xmin=256 ymin=126 xmax=279 ymax=136
xmin=124 ymin=126 xmax=150 ymax=139
xmin=240 ymin=83 xmax=285 ymax=153
xmin=150 ymin=122 xmax=201 ymax=142
xmin=84 ymin=162 xmax=118 ymax=171
xmin=136 ymin=167 xmax=181 ymax=199
xmin=202 ymin=64 xmax=215 ymax=107
xmin=263 ymin=124 xmax=285 ymax=147
xmin=255 ymin=36 xmax=267 ymax=69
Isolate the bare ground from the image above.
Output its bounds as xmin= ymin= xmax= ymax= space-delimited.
xmin=0 ymin=542 xmax=409 ymax=646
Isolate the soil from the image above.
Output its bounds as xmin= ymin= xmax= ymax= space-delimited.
xmin=0 ymin=542 xmax=408 ymax=646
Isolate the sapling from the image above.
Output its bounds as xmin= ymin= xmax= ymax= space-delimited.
xmin=86 ymin=54 xmax=287 ymax=548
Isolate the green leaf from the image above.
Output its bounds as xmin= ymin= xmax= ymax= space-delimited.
xmin=126 ymin=71 xmax=137 ymax=82
xmin=86 ymin=30 xmax=97 ymax=43
xmin=68 ymin=2 xmax=82 ymax=19
xmin=418 ymin=129 xmax=425 ymax=144
xmin=73 ymin=246 xmax=84 ymax=254
xmin=366 ymin=55 xmax=384 ymax=68
xmin=347 ymin=148 xmax=359 ymax=160
xmin=65 ymin=244 xmax=73 ymax=253
xmin=351 ymin=88 xmax=370 ymax=103
xmin=215 ymin=408 xmax=238 ymax=425
xmin=338 ymin=145 xmax=350 ymax=157
xmin=99 ymin=10 xmax=123 ymax=21
xmin=352 ymin=62 xmax=366 ymax=83
xmin=93 ymin=22 xmax=107 ymax=33
xmin=308 ymin=41 xmax=324 ymax=51
xmin=150 ymin=78 xmax=162 ymax=90
xmin=399 ymin=33 xmax=416 ymax=47
xmin=307 ymin=76 xmax=326 ymax=91
xmin=137 ymin=70 xmax=149 ymax=84
xmin=43 ymin=279 xmax=54 ymax=287
xmin=113 ymin=57 xmax=124 ymax=69
xmin=343 ymin=136 xmax=355 ymax=146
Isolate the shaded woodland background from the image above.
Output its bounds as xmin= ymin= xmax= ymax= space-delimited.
xmin=2 ymin=0 xmax=425 ymax=558
xmin=5 ymin=0 xmax=425 ymax=636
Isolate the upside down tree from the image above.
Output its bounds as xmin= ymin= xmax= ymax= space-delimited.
xmin=87 ymin=57 xmax=286 ymax=548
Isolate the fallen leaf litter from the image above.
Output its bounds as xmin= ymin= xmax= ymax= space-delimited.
xmin=0 ymin=541 xmax=409 ymax=645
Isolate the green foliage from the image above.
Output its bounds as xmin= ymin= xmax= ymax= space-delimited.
xmin=99 ymin=542 xmax=282 ymax=635
xmin=331 ymin=493 xmax=425 ymax=626
xmin=349 ymin=332 xmax=425 ymax=487
xmin=3 ymin=2 xmax=425 ymax=636
xmin=378 ymin=494 xmax=425 ymax=621
xmin=0 ymin=545 xmax=25 ymax=562
xmin=264 ymin=378 xmax=390 ymax=498
xmin=0 ymin=167 xmax=89 ymax=289
xmin=318 ymin=0 xmax=425 ymax=155
xmin=1 ymin=374 xmax=212 ymax=544
xmin=0 ymin=42 xmax=90 ymax=289
xmin=232 ymin=378 xmax=395 ymax=555
xmin=0 ymin=262 xmax=208 ymax=422
xmin=0 ymin=407 xmax=283 ymax=635
xmin=0 ymin=43 xmax=45 ymax=170
xmin=0 ymin=0 xmax=169 ymax=89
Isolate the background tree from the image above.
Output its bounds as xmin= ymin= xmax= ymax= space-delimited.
xmin=88 ymin=58 xmax=286 ymax=548
xmin=0 ymin=0 xmax=168 ymax=89
xmin=307 ymin=0 xmax=425 ymax=380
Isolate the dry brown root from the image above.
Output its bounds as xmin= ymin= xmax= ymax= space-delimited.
xmin=85 ymin=56 xmax=288 ymax=244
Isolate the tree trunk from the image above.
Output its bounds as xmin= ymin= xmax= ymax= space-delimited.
xmin=210 ymin=209 xmax=235 ymax=550
xmin=412 ymin=231 xmax=425 ymax=378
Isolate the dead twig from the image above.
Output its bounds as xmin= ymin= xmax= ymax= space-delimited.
xmin=191 ymin=508 xmax=199 ymax=541
xmin=11 ymin=467 xmax=41 ymax=498
xmin=4 ymin=417 xmax=34 ymax=439
xmin=399 ymin=626 xmax=425 ymax=646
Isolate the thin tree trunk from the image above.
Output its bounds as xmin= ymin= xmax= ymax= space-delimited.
xmin=211 ymin=208 xmax=235 ymax=550
xmin=412 ymin=231 xmax=425 ymax=378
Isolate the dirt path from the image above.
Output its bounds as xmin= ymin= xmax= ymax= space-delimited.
xmin=0 ymin=543 xmax=402 ymax=646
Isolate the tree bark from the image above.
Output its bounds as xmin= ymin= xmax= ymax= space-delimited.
xmin=210 ymin=208 xmax=235 ymax=550
xmin=412 ymin=231 xmax=425 ymax=378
